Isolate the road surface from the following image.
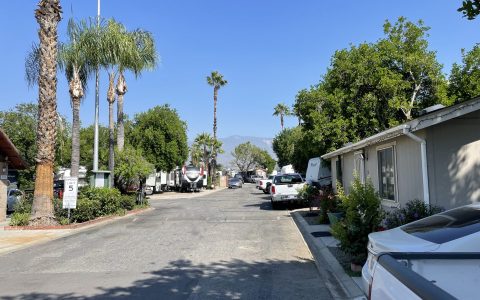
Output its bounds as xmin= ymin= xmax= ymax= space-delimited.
xmin=0 ymin=184 xmax=334 ymax=299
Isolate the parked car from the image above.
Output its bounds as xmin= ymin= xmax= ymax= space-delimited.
xmin=245 ymin=175 xmax=259 ymax=183
xmin=6 ymin=189 xmax=23 ymax=213
xmin=258 ymin=176 xmax=274 ymax=194
xmin=234 ymin=173 xmax=244 ymax=183
xmin=269 ymin=173 xmax=305 ymax=209
xmin=228 ymin=178 xmax=243 ymax=189
xmin=363 ymin=204 xmax=480 ymax=299
xmin=53 ymin=180 xmax=64 ymax=199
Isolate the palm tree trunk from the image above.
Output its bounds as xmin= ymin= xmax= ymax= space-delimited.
xmin=281 ymin=114 xmax=284 ymax=130
xmin=31 ymin=0 xmax=62 ymax=226
xmin=107 ymin=72 xmax=116 ymax=187
xmin=70 ymin=98 xmax=80 ymax=178
xmin=116 ymin=72 xmax=127 ymax=151
xmin=212 ymin=87 xmax=218 ymax=186
xmin=69 ymin=66 xmax=83 ymax=178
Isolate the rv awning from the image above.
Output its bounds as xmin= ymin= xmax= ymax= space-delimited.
xmin=0 ymin=128 xmax=27 ymax=170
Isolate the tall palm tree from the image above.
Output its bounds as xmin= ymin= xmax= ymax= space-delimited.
xmin=273 ymin=103 xmax=291 ymax=130
xmin=116 ymin=28 xmax=157 ymax=151
xmin=59 ymin=20 xmax=94 ymax=178
xmin=27 ymin=19 xmax=94 ymax=179
xmin=30 ymin=0 xmax=62 ymax=226
xmin=206 ymin=71 xmax=227 ymax=185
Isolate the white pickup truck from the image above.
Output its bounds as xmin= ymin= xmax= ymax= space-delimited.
xmin=269 ymin=173 xmax=304 ymax=209
xmin=257 ymin=175 xmax=274 ymax=194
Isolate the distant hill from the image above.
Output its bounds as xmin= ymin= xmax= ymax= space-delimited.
xmin=217 ymin=135 xmax=276 ymax=168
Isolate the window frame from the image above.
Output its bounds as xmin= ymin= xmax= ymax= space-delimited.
xmin=376 ymin=143 xmax=398 ymax=206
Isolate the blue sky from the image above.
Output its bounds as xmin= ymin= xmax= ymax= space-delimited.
xmin=0 ymin=1 xmax=479 ymax=140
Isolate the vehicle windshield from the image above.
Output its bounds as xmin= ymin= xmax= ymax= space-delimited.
xmin=274 ymin=174 xmax=302 ymax=185
xmin=268 ymin=176 xmax=274 ymax=180
xmin=402 ymin=206 xmax=480 ymax=244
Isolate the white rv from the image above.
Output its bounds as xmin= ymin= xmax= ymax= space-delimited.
xmin=280 ymin=164 xmax=295 ymax=174
xmin=305 ymin=157 xmax=331 ymax=187
xmin=145 ymin=170 xmax=169 ymax=193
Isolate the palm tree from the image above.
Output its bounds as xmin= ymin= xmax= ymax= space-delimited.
xmin=116 ymin=28 xmax=157 ymax=151
xmin=194 ymin=132 xmax=213 ymax=177
xmin=27 ymin=19 xmax=94 ymax=179
xmin=59 ymin=20 xmax=94 ymax=178
xmin=206 ymin=71 xmax=227 ymax=185
xmin=30 ymin=0 xmax=62 ymax=226
xmin=273 ymin=103 xmax=291 ymax=130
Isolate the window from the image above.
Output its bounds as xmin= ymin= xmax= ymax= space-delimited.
xmin=336 ymin=157 xmax=342 ymax=186
xmin=354 ymin=151 xmax=365 ymax=184
xmin=274 ymin=174 xmax=303 ymax=184
xmin=402 ymin=206 xmax=480 ymax=244
xmin=377 ymin=147 xmax=395 ymax=201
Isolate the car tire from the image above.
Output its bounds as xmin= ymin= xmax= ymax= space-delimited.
xmin=271 ymin=199 xmax=277 ymax=210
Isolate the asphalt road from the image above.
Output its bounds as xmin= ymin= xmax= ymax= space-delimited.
xmin=0 ymin=184 xmax=334 ymax=299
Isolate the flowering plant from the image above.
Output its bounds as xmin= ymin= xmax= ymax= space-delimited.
xmin=384 ymin=199 xmax=443 ymax=229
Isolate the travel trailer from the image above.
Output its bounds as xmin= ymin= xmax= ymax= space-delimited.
xmin=305 ymin=157 xmax=331 ymax=187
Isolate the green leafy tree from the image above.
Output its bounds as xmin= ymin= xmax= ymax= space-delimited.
xmin=114 ymin=146 xmax=153 ymax=192
xmin=448 ymin=44 xmax=480 ymax=102
xmin=231 ymin=142 xmax=258 ymax=174
xmin=458 ymin=0 xmax=480 ymax=19
xmin=291 ymin=17 xmax=450 ymax=173
xmin=255 ymin=149 xmax=276 ymax=173
xmin=273 ymin=103 xmax=291 ymax=130
xmin=129 ymin=105 xmax=188 ymax=172
xmin=79 ymin=125 xmax=109 ymax=172
xmin=231 ymin=142 xmax=275 ymax=174
xmin=272 ymin=126 xmax=303 ymax=169
xmin=0 ymin=104 xmax=70 ymax=189
xmin=378 ymin=17 xmax=451 ymax=120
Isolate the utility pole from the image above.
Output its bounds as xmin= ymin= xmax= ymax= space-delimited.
xmin=93 ymin=0 xmax=100 ymax=171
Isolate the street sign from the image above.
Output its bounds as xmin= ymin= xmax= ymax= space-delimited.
xmin=63 ymin=177 xmax=78 ymax=209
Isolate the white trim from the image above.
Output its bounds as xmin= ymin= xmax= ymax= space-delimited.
xmin=376 ymin=141 xmax=396 ymax=151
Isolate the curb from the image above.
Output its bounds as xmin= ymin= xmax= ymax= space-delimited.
xmin=4 ymin=207 xmax=154 ymax=231
xmin=291 ymin=210 xmax=366 ymax=300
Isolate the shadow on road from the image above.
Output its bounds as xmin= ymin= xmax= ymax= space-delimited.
xmin=243 ymin=202 xmax=272 ymax=210
xmin=1 ymin=258 xmax=332 ymax=299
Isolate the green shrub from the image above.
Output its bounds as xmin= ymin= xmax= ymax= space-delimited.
xmin=58 ymin=217 xmax=70 ymax=225
xmin=331 ymin=176 xmax=383 ymax=265
xmin=10 ymin=212 xmax=30 ymax=226
xmin=53 ymin=187 xmax=144 ymax=224
xmin=71 ymin=197 xmax=102 ymax=223
xmin=297 ymin=184 xmax=320 ymax=206
xmin=385 ymin=199 xmax=443 ymax=229
xmin=13 ymin=193 xmax=33 ymax=214
xmin=119 ymin=194 xmax=136 ymax=210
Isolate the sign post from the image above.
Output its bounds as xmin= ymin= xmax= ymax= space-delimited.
xmin=63 ymin=177 xmax=78 ymax=220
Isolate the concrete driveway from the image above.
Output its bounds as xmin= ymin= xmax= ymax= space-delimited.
xmin=0 ymin=184 xmax=334 ymax=299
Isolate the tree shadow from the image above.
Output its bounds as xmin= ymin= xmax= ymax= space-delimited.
xmin=2 ymin=258 xmax=334 ymax=299
xmin=443 ymin=136 xmax=480 ymax=209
